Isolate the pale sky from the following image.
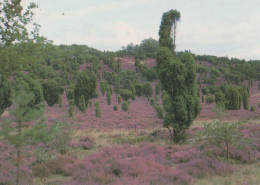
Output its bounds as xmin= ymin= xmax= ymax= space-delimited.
xmin=28 ymin=0 xmax=260 ymax=60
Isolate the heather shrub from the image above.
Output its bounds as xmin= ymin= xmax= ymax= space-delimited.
xmin=148 ymin=129 xmax=169 ymax=142
xmin=178 ymin=157 xmax=234 ymax=178
xmin=48 ymin=120 xmax=73 ymax=154
xmin=68 ymin=143 xmax=196 ymax=185
xmin=122 ymin=101 xmax=129 ymax=111
xmin=33 ymin=154 xmax=75 ymax=178
xmin=69 ymin=136 xmax=95 ymax=150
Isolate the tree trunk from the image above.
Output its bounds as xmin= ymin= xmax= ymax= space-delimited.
xmin=16 ymin=148 xmax=20 ymax=185
xmin=226 ymin=143 xmax=229 ymax=163
xmin=167 ymin=127 xmax=174 ymax=142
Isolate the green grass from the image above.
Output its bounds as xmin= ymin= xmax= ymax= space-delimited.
xmin=196 ymin=162 xmax=260 ymax=185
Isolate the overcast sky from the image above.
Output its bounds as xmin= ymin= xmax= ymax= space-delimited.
xmin=28 ymin=0 xmax=260 ymax=60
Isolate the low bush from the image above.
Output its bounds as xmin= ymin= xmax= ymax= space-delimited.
xmin=206 ymin=96 xmax=215 ymax=103
xmin=122 ymin=101 xmax=129 ymax=111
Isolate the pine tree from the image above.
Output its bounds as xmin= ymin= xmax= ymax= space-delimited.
xmin=68 ymin=100 xmax=74 ymax=118
xmin=106 ymin=91 xmax=111 ymax=105
xmin=95 ymin=101 xmax=101 ymax=118
xmin=79 ymin=95 xmax=86 ymax=112
xmin=0 ymin=86 xmax=49 ymax=185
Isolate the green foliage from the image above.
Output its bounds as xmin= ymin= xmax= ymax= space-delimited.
xmin=68 ymin=100 xmax=74 ymax=118
xmin=139 ymin=38 xmax=159 ymax=58
xmin=74 ymin=71 xmax=97 ymax=109
xmin=0 ymin=0 xmax=38 ymax=46
xmin=120 ymin=89 xmax=133 ymax=101
xmin=158 ymin=9 xmax=181 ymax=52
xmin=0 ymin=86 xmax=49 ymax=185
xmin=58 ymin=93 xmax=62 ymax=108
xmin=93 ymin=90 xmax=99 ymax=98
xmin=89 ymin=100 xmax=92 ymax=108
xmin=42 ymin=79 xmax=60 ymax=106
xmin=250 ymin=106 xmax=255 ymax=112
xmin=114 ymin=75 xmax=121 ymax=94
xmin=106 ymin=91 xmax=111 ymax=105
xmin=114 ymin=105 xmax=118 ymax=111
xmin=194 ymin=121 xmax=242 ymax=162
xmin=201 ymin=87 xmax=209 ymax=95
xmin=135 ymin=59 xmax=140 ymax=66
xmin=153 ymin=103 xmax=164 ymax=119
xmin=13 ymin=74 xmax=44 ymax=107
xmin=48 ymin=120 xmax=73 ymax=154
xmin=136 ymin=64 xmax=157 ymax=81
xmin=122 ymin=101 xmax=129 ymax=111
xmin=0 ymin=75 xmax=12 ymax=115
xmin=100 ymin=81 xmax=107 ymax=96
xmin=143 ymin=82 xmax=153 ymax=100
xmin=258 ymin=103 xmax=260 ymax=108
xmin=118 ymin=96 xmax=121 ymax=104
xmin=201 ymin=95 xmax=204 ymax=103
xmin=79 ymin=95 xmax=87 ymax=113
xmin=214 ymin=91 xmax=225 ymax=108
xmin=206 ymin=96 xmax=215 ymax=104
xmin=224 ymin=86 xmax=242 ymax=110
xmin=157 ymin=45 xmax=201 ymax=142
xmin=213 ymin=105 xmax=227 ymax=122
xmin=135 ymin=83 xmax=143 ymax=97
xmin=155 ymin=84 xmax=160 ymax=95
xmin=242 ymin=89 xmax=249 ymax=110
xmin=95 ymin=101 xmax=101 ymax=118
xmin=66 ymin=84 xmax=75 ymax=101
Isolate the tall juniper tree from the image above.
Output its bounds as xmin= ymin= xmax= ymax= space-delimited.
xmin=157 ymin=10 xmax=201 ymax=142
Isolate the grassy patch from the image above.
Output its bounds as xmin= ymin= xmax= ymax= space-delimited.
xmin=33 ymin=174 xmax=72 ymax=185
xmin=196 ymin=162 xmax=260 ymax=185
